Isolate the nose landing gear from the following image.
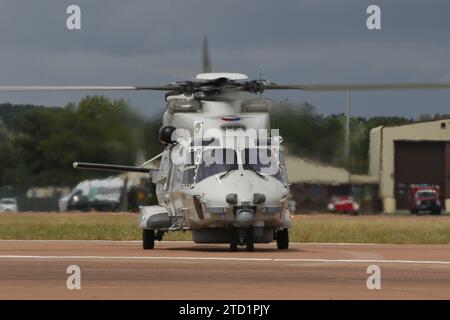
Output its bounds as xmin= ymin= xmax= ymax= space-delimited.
xmin=143 ymin=229 xmax=164 ymax=250
xmin=244 ymin=228 xmax=254 ymax=252
xmin=229 ymin=228 xmax=239 ymax=252
xmin=229 ymin=227 xmax=254 ymax=252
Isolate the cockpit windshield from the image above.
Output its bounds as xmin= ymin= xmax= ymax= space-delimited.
xmin=242 ymin=148 xmax=283 ymax=181
xmin=196 ymin=148 xmax=238 ymax=183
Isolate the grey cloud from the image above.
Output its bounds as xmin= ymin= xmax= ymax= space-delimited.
xmin=0 ymin=0 xmax=450 ymax=117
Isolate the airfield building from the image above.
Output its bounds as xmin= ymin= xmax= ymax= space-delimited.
xmin=369 ymin=118 xmax=450 ymax=213
xmin=285 ymin=156 xmax=379 ymax=213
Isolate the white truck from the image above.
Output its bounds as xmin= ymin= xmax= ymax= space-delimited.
xmin=0 ymin=198 xmax=18 ymax=212
xmin=59 ymin=177 xmax=126 ymax=212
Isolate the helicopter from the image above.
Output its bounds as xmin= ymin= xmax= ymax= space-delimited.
xmin=2 ymin=37 xmax=450 ymax=252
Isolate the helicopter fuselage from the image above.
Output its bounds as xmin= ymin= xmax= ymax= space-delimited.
xmin=138 ymin=88 xmax=294 ymax=250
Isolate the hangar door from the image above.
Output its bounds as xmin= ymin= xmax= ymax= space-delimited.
xmin=394 ymin=141 xmax=445 ymax=209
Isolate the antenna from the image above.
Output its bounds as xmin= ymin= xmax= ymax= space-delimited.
xmin=202 ymin=36 xmax=212 ymax=73
xmin=344 ymin=90 xmax=351 ymax=160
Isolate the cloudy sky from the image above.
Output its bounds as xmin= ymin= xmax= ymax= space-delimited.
xmin=1 ymin=0 xmax=450 ymax=118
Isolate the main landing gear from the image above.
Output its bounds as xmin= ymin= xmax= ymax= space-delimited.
xmin=143 ymin=229 xmax=164 ymax=250
xmin=275 ymin=228 xmax=289 ymax=250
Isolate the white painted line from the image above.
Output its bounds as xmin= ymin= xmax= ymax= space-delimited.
xmin=0 ymin=255 xmax=272 ymax=262
xmin=0 ymin=255 xmax=449 ymax=265
xmin=273 ymin=258 xmax=450 ymax=265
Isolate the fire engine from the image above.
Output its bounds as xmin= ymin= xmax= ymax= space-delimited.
xmin=409 ymin=184 xmax=441 ymax=215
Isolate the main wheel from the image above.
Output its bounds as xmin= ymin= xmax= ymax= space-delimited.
xmin=276 ymin=228 xmax=289 ymax=250
xmin=143 ymin=229 xmax=155 ymax=250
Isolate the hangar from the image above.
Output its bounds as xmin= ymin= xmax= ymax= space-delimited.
xmin=285 ymin=155 xmax=379 ymax=213
xmin=369 ymin=118 xmax=450 ymax=213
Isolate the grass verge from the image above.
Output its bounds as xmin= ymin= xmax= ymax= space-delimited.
xmin=0 ymin=212 xmax=449 ymax=244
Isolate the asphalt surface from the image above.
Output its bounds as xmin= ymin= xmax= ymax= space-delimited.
xmin=0 ymin=240 xmax=449 ymax=299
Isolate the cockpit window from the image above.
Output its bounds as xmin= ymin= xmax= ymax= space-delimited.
xmin=196 ymin=148 xmax=238 ymax=183
xmin=242 ymin=148 xmax=282 ymax=181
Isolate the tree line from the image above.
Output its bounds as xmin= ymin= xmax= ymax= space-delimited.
xmin=0 ymin=97 xmax=446 ymax=192
xmin=0 ymin=96 xmax=162 ymax=192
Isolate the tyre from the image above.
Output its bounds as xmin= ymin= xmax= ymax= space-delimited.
xmin=245 ymin=228 xmax=254 ymax=252
xmin=431 ymin=209 xmax=442 ymax=215
xmin=229 ymin=228 xmax=239 ymax=252
xmin=245 ymin=241 xmax=254 ymax=252
xmin=276 ymin=228 xmax=289 ymax=250
xmin=229 ymin=241 xmax=238 ymax=252
xmin=143 ymin=229 xmax=155 ymax=250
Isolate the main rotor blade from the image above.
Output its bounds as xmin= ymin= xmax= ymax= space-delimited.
xmin=0 ymin=85 xmax=181 ymax=92
xmin=4 ymin=81 xmax=450 ymax=94
xmin=264 ymin=82 xmax=450 ymax=91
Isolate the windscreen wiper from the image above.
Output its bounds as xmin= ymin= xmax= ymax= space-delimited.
xmin=244 ymin=165 xmax=266 ymax=180
xmin=218 ymin=168 xmax=238 ymax=180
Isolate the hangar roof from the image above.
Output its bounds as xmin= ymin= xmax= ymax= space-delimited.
xmin=285 ymin=155 xmax=377 ymax=185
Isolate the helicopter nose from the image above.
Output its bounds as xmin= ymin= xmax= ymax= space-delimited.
xmin=235 ymin=208 xmax=254 ymax=227
xmin=235 ymin=179 xmax=253 ymax=202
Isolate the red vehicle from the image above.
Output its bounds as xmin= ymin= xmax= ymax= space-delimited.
xmin=409 ymin=184 xmax=441 ymax=215
xmin=328 ymin=195 xmax=359 ymax=215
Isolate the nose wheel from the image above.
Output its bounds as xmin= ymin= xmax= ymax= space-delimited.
xmin=229 ymin=227 xmax=239 ymax=252
xmin=229 ymin=227 xmax=254 ymax=252
xmin=244 ymin=228 xmax=254 ymax=252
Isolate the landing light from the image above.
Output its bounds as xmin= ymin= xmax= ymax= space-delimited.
xmin=226 ymin=193 xmax=238 ymax=205
xmin=253 ymin=193 xmax=266 ymax=204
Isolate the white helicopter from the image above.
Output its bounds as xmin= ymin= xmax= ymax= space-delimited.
xmin=2 ymin=38 xmax=450 ymax=251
